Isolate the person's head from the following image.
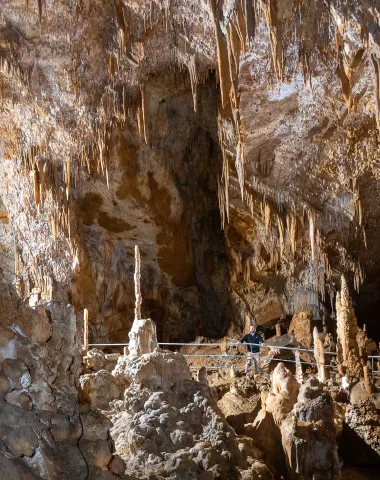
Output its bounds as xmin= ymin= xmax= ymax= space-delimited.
xmin=249 ymin=324 xmax=256 ymax=334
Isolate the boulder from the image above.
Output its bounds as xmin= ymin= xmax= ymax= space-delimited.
xmin=5 ymin=425 xmax=39 ymax=457
xmin=4 ymin=390 xmax=32 ymax=410
xmin=2 ymin=358 xmax=30 ymax=390
xmin=81 ymin=412 xmax=112 ymax=441
xmin=79 ymin=370 xmax=122 ymax=410
xmin=79 ymin=439 xmax=112 ymax=470
xmin=255 ymin=296 xmax=284 ymax=326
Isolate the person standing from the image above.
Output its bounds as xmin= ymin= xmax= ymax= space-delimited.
xmin=240 ymin=324 xmax=265 ymax=374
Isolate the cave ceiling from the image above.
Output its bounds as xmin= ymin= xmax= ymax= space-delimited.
xmin=1 ymin=1 xmax=380 ymax=341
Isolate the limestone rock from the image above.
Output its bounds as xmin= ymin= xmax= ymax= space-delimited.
xmin=339 ymin=400 xmax=380 ymax=465
xmin=79 ymin=439 xmax=112 ymax=471
xmin=84 ymin=349 xmax=107 ymax=372
xmin=4 ymin=390 xmax=32 ymax=410
xmin=79 ymin=370 xmax=122 ymax=410
xmin=0 ymin=371 xmax=12 ymax=396
xmin=288 ymin=310 xmax=313 ymax=348
xmin=81 ymin=412 xmax=113 ymax=441
xmin=0 ymin=325 xmax=15 ymax=348
xmin=2 ymin=358 xmax=29 ymax=390
xmin=113 ymin=350 xmax=191 ymax=393
xmin=280 ymin=378 xmax=341 ymax=479
xmin=108 ymin=454 xmax=126 ymax=476
xmin=218 ymin=390 xmax=261 ymax=434
xmin=255 ymin=296 xmax=284 ymax=326
xmin=5 ymin=425 xmax=39 ymax=458
xmin=128 ymin=318 xmax=157 ymax=358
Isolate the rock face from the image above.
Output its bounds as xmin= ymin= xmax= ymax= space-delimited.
xmin=339 ymin=400 xmax=380 ymax=465
xmin=0 ymin=289 xmax=124 ymax=480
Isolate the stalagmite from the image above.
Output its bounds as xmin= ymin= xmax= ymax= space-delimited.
xmin=134 ymin=245 xmax=142 ymax=320
xmin=336 ymin=275 xmax=363 ymax=378
xmin=83 ymin=308 xmax=89 ymax=351
xmin=229 ymin=365 xmax=238 ymax=394
xmin=295 ymin=350 xmax=303 ymax=384
xmin=128 ymin=245 xmax=158 ymax=358
xmin=313 ymin=327 xmax=326 ymax=383
xmin=276 ymin=323 xmax=281 ymax=337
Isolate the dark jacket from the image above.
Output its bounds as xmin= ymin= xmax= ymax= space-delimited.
xmin=240 ymin=332 xmax=264 ymax=353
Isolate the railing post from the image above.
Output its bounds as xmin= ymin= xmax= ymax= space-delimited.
xmin=372 ymin=357 xmax=374 ymax=383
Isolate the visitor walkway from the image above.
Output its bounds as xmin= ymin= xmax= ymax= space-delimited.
xmin=88 ymin=341 xmax=380 ymax=380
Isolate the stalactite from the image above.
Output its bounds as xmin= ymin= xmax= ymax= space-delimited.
xmin=371 ymin=53 xmax=380 ymax=130
xmin=264 ymin=201 xmax=271 ymax=235
xmin=277 ymin=214 xmax=285 ymax=259
xmin=260 ymin=0 xmax=284 ymax=81
xmin=210 ymin=0 xmax=231 ymax=109
xmin=232 ymin=4 xmax=247 ymax=55
xmin=226 ymin=26 xmax=238 ymax=107
xmin=64 ymin=159 xmax=71 ymax=201
xmin=32 ymin=165 xmax=40 ymax=208
xmin=141 ymin=84 xmax=148 ymax=144
xmin=188 ymin=55 xmax=198 ymax=112
xmin=286 ymin=212 xmax=297 ymax=256
xmin=308 ymin=209 xmax=316 ymax=261
xmin=115 ymin=0 xmax=127 ymax=53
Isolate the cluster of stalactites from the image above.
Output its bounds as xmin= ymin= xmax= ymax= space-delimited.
xmin=15 ymin=142 xmax=80 ymax=301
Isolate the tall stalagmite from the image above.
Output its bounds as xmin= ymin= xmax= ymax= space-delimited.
xmin=336 ymin=275 xmax=363 ymax=378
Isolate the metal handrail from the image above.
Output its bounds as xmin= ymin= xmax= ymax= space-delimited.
xmin=87 ymin=341 xmax=380 ymax=376
xmin=88 ymin=341 xmax=337 ymax=355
